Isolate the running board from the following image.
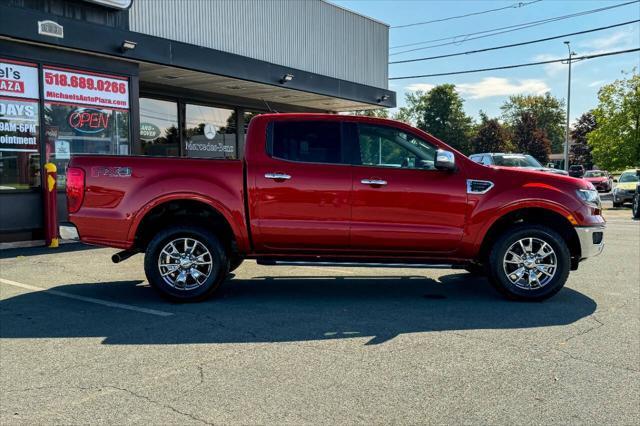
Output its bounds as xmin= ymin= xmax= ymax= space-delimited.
xmin=256 ymin=260 xmax=463 ymax=269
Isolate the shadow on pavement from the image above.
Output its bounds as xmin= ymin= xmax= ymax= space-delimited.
xmin=0 ymin=273 xmax=597 ymax=345
xmin=0 ymin=243 xmax=98 ymax=260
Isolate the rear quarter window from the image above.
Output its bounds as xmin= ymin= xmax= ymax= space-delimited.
xmin=269 ymin=121 xmax=343 ymax=164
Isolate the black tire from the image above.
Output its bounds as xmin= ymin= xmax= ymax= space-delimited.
xmin=613 ymin=201 xmax=622 ymax=208
xmin=144 ymin=226 xmax=228 ymax=302
xmin=487 ymin=224 xmax=570 ymax=301
xmin=633 ymin=194 xmax=640 ymax=219
xmin=229 ymin=256 xmax=244 ymax=272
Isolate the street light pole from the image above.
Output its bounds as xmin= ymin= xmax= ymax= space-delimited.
xmin=563 ymin=41 xmax=575 ymax=171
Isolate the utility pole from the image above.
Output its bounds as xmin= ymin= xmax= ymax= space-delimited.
xmin=563 ymin=41 xmax=575 ymax=171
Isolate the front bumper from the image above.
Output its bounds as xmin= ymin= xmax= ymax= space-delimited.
xmin=613 ymin=191 xmax=635 ymax=203
xmin=59 ymin=223 xmax=79 ymax=241
xmin=575 ymin=225 xmax=605 ymax=260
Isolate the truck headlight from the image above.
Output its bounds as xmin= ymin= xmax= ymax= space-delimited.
xmin=576 ymin=189 xmax=600 ymax=207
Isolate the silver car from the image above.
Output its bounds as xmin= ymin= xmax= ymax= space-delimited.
xmin=469 ymin=153 xmax=569 ymax=175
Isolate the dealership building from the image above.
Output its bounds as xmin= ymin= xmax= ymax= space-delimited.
xmin=0 ymin=0 xmax=395 ymax=243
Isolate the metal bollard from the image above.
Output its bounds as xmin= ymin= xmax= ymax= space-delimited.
xmin=43 ymin=162 xmax=58 ymax=248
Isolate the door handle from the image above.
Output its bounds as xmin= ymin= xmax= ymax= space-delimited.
xmin=361 ymin=179 xmax=387 ymax=186
xmin=265 ymin=173 xmax=291 ymax=180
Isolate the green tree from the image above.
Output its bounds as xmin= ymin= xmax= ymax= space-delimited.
xmin=400 ymin=85 xmax=473 ymax=153
xmin=588 ymin=73 xmax=640 ymax=170
xmin=501 ymin=93 xmax=565 ymax=153
xmin=350 ymin=109 xmax=389 ymax=118
xmin=513 ymin=111 xmax=551 ymax=163
xmin=570 ymin=111 xmax=596 ymax=167
xmin=470 ymin=112 xmax=513 ymax=154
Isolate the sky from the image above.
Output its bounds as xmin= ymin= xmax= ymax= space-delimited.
xmin=332 ymin=0 xmax=640 ymax=124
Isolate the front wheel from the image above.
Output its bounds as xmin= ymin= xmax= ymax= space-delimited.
xmin=144 ymin=226 xmax=228 ymax=302
xmin=487 ymin=225 xmax=570 ymax=301
xmin=613 ymin=201 xmax=622 ymax=208
xmin=633 ymin=194 xmax=640 ymax=219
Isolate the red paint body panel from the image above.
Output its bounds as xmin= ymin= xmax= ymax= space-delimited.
xmin=68 ymin=113 xmax=604 ymax=263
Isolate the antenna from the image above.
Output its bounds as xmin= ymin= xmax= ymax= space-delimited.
xmin=262 ymin=99 xmax=278 ymax=113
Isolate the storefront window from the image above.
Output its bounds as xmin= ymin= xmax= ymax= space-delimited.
xmin=41 ymin=66 xmax=131 ymax=188
xmin=240 ymin=111 xmax=261 ymax=158
xmin=139 ymin=98 xmax=179 ymax=156
xmin=44 ymin=103 xmax=129 ymax=188
xmin=0 ymin=98 xmax=40 ymax=190
xmin=185 ymin=104 xmax=236 ymax=159
xmin=0 ymin=59 xmax=40 ymax=190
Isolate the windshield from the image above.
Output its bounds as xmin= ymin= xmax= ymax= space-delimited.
xmin=619 ymin=172 xmax=639 ymax=183
xmin=584 ymin=171 xmax=606 ymax=178
xmin=493 ymin=154 xmax=542 ymax=168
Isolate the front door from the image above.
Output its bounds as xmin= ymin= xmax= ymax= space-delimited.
xmin=350 ymin=123 xmax=467 ymax=254
xmin=250 ymin=119 xmax=352 ymax=252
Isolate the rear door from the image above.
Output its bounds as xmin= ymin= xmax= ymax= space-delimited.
xmin=249 ymin=119 xmax=352 ymax=252
xmin=349 ymin=123 xmax=467 ymax=254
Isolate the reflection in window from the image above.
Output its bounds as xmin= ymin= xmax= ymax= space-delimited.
xmin=44 ymin=102 xmax=130 ymax=188
xmin=240 ymin=111 xmax=261 ymax=158
xmin=358 ymin=124 xmax=436 ymax=169
xmin=139 ymin=98 xmax=179 ymax=157
xmin=185 ymin=104 xmax=236 ymax=159
xmin=0 ymin=98 xmax=40 ymax=190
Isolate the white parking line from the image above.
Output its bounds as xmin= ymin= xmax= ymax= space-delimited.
xmin=0 ymin=278 xmax=173 ymax=317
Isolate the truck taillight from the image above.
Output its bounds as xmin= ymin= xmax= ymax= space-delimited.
xmin=66 ymin=167 xmax=85 ymax=213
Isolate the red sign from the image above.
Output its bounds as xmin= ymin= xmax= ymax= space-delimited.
xmin=68 ymin=108 xmax=111 ymax=134
xmin=43 ymin=67 xmax=129 ymax=108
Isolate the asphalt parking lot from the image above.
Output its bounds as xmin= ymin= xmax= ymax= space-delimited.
xmin=1 ymin=200 xmax=638 ymax=425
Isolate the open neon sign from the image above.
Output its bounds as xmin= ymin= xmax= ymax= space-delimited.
xmin=68 ymin=108 xmax=110 ymax=134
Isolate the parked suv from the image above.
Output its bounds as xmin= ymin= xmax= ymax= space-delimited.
xmin=613 ymin=169 xmax=640 ymax=208
xmin=469 ymin=153 xmax=568 ymax=175
xmin=569 ymin=165 xmax=585 ymax=178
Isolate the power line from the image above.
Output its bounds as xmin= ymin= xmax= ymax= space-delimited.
xmin=389 ymin=20 xmax=640 ymax=64
xmin=391 ymin=0 xmax=542 ymax=29
xmin=388 ymin=48 xmax=640 ymax=80
xmin=389 ymin=0 xmax=639 ymax=55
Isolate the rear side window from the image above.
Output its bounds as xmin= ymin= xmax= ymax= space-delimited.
xmin=270 ymin=121 xmax=343 ymax=164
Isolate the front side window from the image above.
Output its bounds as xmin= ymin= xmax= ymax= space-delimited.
xmin=357 ymin=124 xmax=436 ymax=169
xmin=270 ymin=121 xmax=343 ymax=164
xmin=139 ymin=98 xmax=179 ymax=157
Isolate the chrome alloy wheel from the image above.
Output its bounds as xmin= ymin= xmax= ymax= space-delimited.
xmin=157 ymin=238 xmax=213 ymax=290
xmin=503 ymin=237 xmax=557 ymax=290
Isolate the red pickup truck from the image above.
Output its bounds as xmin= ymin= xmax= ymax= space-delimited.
xmin=61 ymin=114 xmax=605 ymax=302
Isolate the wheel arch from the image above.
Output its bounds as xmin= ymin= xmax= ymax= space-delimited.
xmin=129 ymin=194 xmax=244 ymax=256
xmin=477 ymin=206 xmax=581 ymax=269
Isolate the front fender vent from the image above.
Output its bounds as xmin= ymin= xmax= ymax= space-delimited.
xmin=467 ymin=179 xmax=494 ymax=194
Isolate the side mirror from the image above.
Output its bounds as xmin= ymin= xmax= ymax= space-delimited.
xmin=613 ymin=178 xmax=618 ymax=183
xmin=435 ymin=149 xmax=456 ymax=171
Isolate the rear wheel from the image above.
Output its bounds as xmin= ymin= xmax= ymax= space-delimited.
xmin=144 ymin=226 xmax=228 ymax=302
xmin=487 ymin=225 xmax=570 ymax=301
